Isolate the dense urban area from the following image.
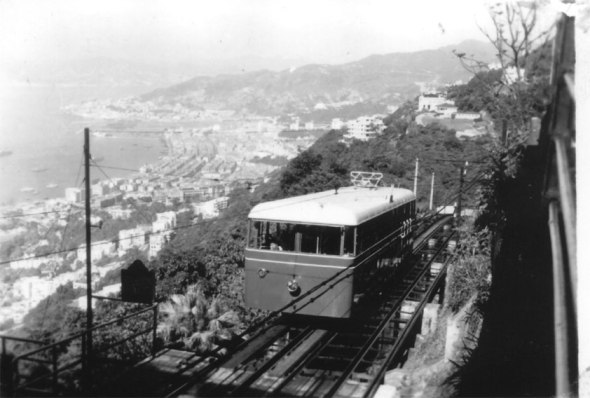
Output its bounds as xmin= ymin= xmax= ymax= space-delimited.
xmin=0 ymin=3 xmax=580 ymax=397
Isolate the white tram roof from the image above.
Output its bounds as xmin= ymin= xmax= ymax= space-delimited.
xmin=248 ymin=186 xmax=415 ymax=226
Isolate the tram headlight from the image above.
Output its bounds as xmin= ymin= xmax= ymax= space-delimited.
xmin=258 ymin=268 xmax=269 ymax=278
xmin=287 ymin=279 xmax=301 ymax=296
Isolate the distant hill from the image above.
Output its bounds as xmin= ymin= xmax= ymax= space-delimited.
xmin=140 ymin=40 xmax=496 ymax=116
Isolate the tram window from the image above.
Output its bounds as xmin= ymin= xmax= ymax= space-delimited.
xmin=248 ymin=221 xmax=263 ymax=248
xmin=319 ymin=227 xmax=340 ymax=255
xmin=300 ymin=226 xmax=318 ymax=253
xmin=343 ymin=227 xmax=355 ymax=256
xmin=293 ymin=225 xmax=341 ymax=255
xmin=249 ymin=221 xmax=342 ymax=255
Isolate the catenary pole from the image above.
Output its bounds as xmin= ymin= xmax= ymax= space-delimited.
xmin=413 ymin=158 xmax=419 ymax=195
xmin=456 ymin=162 xmax=467 ymax=219
xmin=429 ymin=172 xmax=434 ymax=210
xmin=84 ymin=128 xmax=93 ymax=383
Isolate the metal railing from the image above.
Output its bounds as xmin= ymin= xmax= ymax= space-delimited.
xmin=0 ymin=303 xmax=158 ymax=396
xmin=538 ymin=13 xmax=576 ymax=398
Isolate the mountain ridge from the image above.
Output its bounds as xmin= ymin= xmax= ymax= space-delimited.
xmin=139 ymin=40 xmax=496 ymax=116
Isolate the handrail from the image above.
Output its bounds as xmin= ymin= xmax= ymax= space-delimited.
xmin=7 ymin=303 xmax=158 ymax=395
xmin=539 ymin=13 xmax=576 ymax=398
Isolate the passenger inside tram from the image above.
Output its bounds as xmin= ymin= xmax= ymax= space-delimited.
xmin=249 ymin=221 xmax=353 ymax=256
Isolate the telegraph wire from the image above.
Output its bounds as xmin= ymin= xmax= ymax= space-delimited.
xmin=0 ymin=210 xmax=70 ymax=219
xmin=0 ymin=215 xmax=217 ymax=266
xmin=1 ymin=169 xmax=487 ymax=266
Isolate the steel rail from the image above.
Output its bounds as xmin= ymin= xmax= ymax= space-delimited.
xmin=225 ymin=327 xmax=316 ymax=396
xmin=166 ymin=223 xmax=418 ymax=397
xmin=264 ymin=225 xmax=453 ymax=398
xmin=362 ymin=252 xmax=454 ymax=398
xmin=323 ymin=231 xmax=455 ymax=397
xmin=262 ymin=333 xmax=339 ymax=397
xmin=165 ymin=217 xmax=449 ymax=398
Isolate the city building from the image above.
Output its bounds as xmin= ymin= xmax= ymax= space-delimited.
xmin=65 ymin=187 xmax=85 ymax=203
xmin=437 ymin=103 xmax=459 ymax=117
xmin=331 ymin=118 xmax=344 ymax=130
xmin=77 ymin=240 xmax=116 ymax=262
xmin=192 ymin=196 xmax=230 ymax=219
xmin=418 ymin=93 xmax=450 ymax=111
xmin=10 ymin=254 xmax=62 ymax=270
xmin=118 ymin=225 xmax=151 ymax=253
xmin=104 ymin=206 xmax=133 ymax=220
xmin=455 ymin=111 xmax=482 ymax=120
xmin=342 ymin=116 xmax=385 ymax=142
xmin=13 ymin=276 xmax=60 ymax=311
xmin=92 ymin=183 xmax=111 ymax=197
xmin=153 ymin=211 xmax=177 ymax=233
xmin=148 ymin=232 xmax=171 ymax=259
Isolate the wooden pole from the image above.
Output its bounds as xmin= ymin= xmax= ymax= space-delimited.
xmin=413 ymin=158 xmax=419 ymax=196
xmin=429 ymin=172 xmax=435 ymax=210
xmin=456 ymin=165 xmax=464 ymax=219
xmin=84 ymin=128 xmax=93 ymax=386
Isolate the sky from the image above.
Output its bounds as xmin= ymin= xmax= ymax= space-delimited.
xmin=0 ymin=0 xmax=498 ymax=73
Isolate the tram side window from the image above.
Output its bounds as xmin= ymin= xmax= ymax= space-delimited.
xmin=343 ymin=227 xmax=355 ymax=256
xmin=297 ymin=225 xmax=341 ymax=255
xmin=248 ymin=221 xmax=290 ymax=250
xmin=249 ymin=221 xmax=342 ymax=255
xmin=356 ymin=210 xmax=399 ymax=254
xmin=248 ymin=220 xmax=263 ymax=248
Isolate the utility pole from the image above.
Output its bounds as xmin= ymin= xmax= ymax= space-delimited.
xmin=456 ymin=162 xmax=467 ymax=219
xmin=413 ymin=158 xmax=419 ymax=196
xmin=429 ymin=172 xmax=435 ymax=210
xmin=83 ymin=128 xmax=93 ymax=383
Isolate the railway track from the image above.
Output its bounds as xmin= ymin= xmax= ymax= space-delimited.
xmin=168 ymin=216 xmax=455 ymax=398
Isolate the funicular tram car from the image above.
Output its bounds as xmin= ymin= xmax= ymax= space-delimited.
xmin=245 ymin=172 xmax=416 ymax=318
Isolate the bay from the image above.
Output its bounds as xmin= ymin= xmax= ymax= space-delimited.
xmin=0 ymin=84 xmax=165 ymax=206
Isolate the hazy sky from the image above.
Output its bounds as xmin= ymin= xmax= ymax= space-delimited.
xmin=0 ymin=0 xmax=497 ymax=69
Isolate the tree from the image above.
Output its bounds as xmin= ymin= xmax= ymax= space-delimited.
xmin=157 ymin=284 xmax=240 ymax=354
xmin=453 ymin=0 xmax=552 ymax=144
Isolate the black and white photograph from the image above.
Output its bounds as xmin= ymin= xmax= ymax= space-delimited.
xmin=0 ymin=1 xmax=586 ymax=396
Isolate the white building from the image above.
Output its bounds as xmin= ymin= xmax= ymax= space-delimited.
xmin=152 ymin=211 xmax=177 ymax=233
xmin=104 ymin=206 xmax=133 ymax=220
xmin=418 ymin=93 xmax=450 ymax=111
xmin=436 ymin=103 xmax=459 ymax=117
xmin=149 ymin=233 xmax=170 ymax=259
xmin=13 ymin=276 xmax=60 ymax=311
xmin=118 ymin=225 xmax=151 ymax=253
xmin=77 ymin=240 xmax=116 ymax=262
xmin=342 ymin=116 xmax=385 ymax=142
xmin=10 ymin=254 xmax=61 ymax=270
xmin=192 ymin=196 xmax=230 ymax=219
xmin=455 ymin=112 xmax=481 ymax=120
xmin=65 ymin=187 xmax=85 ymax=203
xmin=331 ymin=118 xmax=344 ymax=130
xmin=92 ymin=182 xmax=111 ymax=197
xmin=304 ymin=121 xmax=314 ymax=130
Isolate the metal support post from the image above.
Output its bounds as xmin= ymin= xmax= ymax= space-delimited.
xmin=456 ymin=165 xmax=465 ymax=219
xmin=429 ymin=172 xmax=434 ymax=211
xmin=83 ymin=127 xmax=93 ymax=389
xmin=413 ymin=158 xmax=419 ymax=196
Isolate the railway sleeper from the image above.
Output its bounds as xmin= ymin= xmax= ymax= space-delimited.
xmin=335 ymin=379 xmax=369 ymax=398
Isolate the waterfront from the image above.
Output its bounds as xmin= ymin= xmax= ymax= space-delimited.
xmin=0 ymin=85 xmax=166 ymax=205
